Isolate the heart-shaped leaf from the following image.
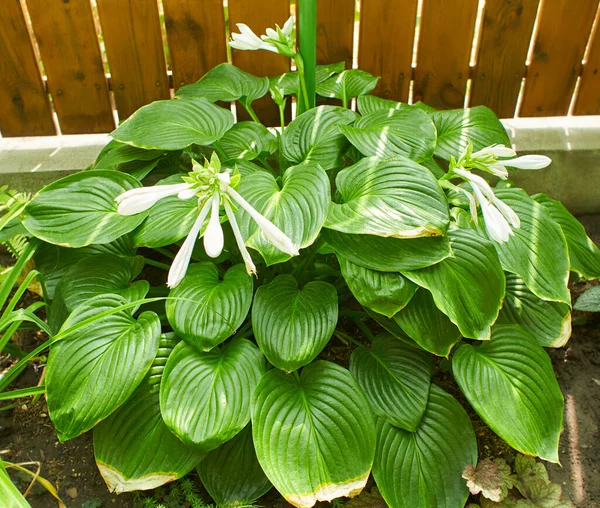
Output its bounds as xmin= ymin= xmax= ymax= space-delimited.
xmin=533 ymin=193 xmax=600 ymax=279
xmin=220 ymin=122 xmax=277 ymax=161
xmin=23 ymin=171 xmax=146 ymax=248
xmin=392 ymin=288 xmax=461 ymax=357
xmin=46 ymin=294 xmax=161 ymax=441
xmin=350 ymin=333 xmax=432 ymax=431
xmin=338 ymin=257 xmax=417 ymax=317
xmin=316 ymin=70 xmax=379 ymax=106
xmin=402 ymin=229 xmax=505 ymax=340
xmin=281 ymin=106 xmax=357 ymax=169
xmin=160 ymin=338 xmax=265 ymax=450
xmin=492 ymin=189 xmax=570 ymax=303
xmin=93 ymin=335 xmax=206 ymax=493
xmin=326 ymin=156 xmax=449 ymax=238
xmin=322 ymin=229 xmax=451 ymax=272
xmin=356 ymin=95 xmax=403 ymax=116
xmin=235 ymin=164 xmax=330 ymax=265
xmin=252 ymin=274 xmax=338 ymax=372
xmin=93 ymin=141 xmax=166 ymax=170
xmin=111 ymin=97 xmax=234 ymax=150
xmin=430 ymin=106 xmax=510 ymax=161
xmin=252 ymin=361 xmax=376 ymax=508
xmin=270 ymin=63 xmax=345 ymax=96
xmin=497 ymin=272 xmax=571 ymax=348
xmin=197 ymin=424 xmax=272 ymax=507
xmin=166 ymin=263 xmax=253 ymax=351
xmin=133 ymin=176 xmax=199 ymax=248
xmin=339 ymin=107 xmax=436 ymax=162
xmin=453 ymin=325 xmax=564 ymax=462
xmin=373 ymin=385 xmax=477 ymax=508
xmin=176 ymin=63 xmax=269 ymax=104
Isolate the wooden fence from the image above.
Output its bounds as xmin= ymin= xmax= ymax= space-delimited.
xmin=0 ymin=0 xmax=599 ymax=137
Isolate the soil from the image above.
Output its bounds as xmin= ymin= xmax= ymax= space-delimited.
xmin=1 ymin=217 xmax=600 ymax=508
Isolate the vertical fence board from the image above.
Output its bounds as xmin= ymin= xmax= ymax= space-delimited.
xmin=359 ymin=0 xmax=417 ymax=102
xmin=315 ymin=0 xmax=354 ymax=67
xmin=0 ymin=0 xmax=54 ymax=136
xmin=228 ymin=0 xmax=290 ymax=125
xmin=414 ymin=0 xmax=478 ymax=110
xmin=470 ymin=0 xmax=539 ymax=118
xmin=26 ymin=0 xmax=114 ymax=134
xmin=520 ymin=0 xmax=598 ymax=117
xmin=96 ymin=0 xmax=169 ymax=121
xmin=574 ymin=15 xmax=600 ymax=115
xmin=163 ymin=0 xmax=227 ymax=91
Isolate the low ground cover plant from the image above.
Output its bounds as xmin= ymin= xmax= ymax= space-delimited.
xmin=2 ymin=16 xmax=600 ymax=508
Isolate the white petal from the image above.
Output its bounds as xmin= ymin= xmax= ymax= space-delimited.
xmin=237 ymin=24 xmax=263 ymax=44
xmin=473 ymin=144 xmax=516 ymax=158
xmin=260 ymin=42 xmax=280 ymax=53
xmin=167 ymin=198 xmax=212 ymax=288
xmin=454 ymin=168 xmax=495 ymax=200
xmin=482 ymin=202 xmax=513 ymax=243
xmin=227 ymin=187 xmax=299 ymax=256
xmin=487 ymin=164 xmax=509 ymax=179
xmin=203 ymin=194 xmax=224 ymax=258
xmin=224 ymin=200 xmax=256 ymax=276
xmin=282 ymin=16 xmax=295 ymax=36
xmin=493 ymin=197 xmax=521 ymax=228
xmin=177 ymin=188 xmax=198 ymax=200
xmin=264 ymin=28 xmax=278 ymax=40
xmin=229 ymin=40 xmax=255 ymax=51
xmin=497 ymin=155 xmax=552 ymax=170
xmin=116 ymin=183 xmax=191 ymax=215
xmin=460 ymin=188 xmax=479 ymax=225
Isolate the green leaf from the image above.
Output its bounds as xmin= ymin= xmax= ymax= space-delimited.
xmin=252 ymin=274 xmax=338 ymax=372
xmin=166 ymin=263 xmax=253 ymax=351
xmin=316 ymin=70 xmax=379 ymax=105
xmin=197 ymin=424 xmax=272 ymax=506
xmin=338 ymin=257 xmax=417 ymax=317
xmin=57 ymin=254 xmax=144 ymax=312
xmin=492 ymin=189 xmax=570 ymax=303
xmin=175 ymin=63 xmax=269 ymax=104
xmin=235 ymin=164 xmax=330 ymax=265
xmin=430 ymin=106 xmax=510 ymax=161
xmin=339 ymin=107 xmax=436 ymax=162
xmin=252 ymin=361 xmax=376 ymax=507
xmin=322 ymin=229 xmax=451 ymax=272
xmin=356 ymin=95 xmax=403 ymax=116
xmin=281 ymin=105 xmax=357 ymax=169
xmin=93 ymin=335 xmax=206 ymax=493
xmin=111 ymin=98 xmax=234 ymax=150
xmin=46 ymin=294 xmax=161 ymax=441
xmin=373 ymin=385 xmax=477 ymax=508
xmin=160 ymin=338 xmax=265 ymax=450
xmin=402 ymin=229 xmax=505 ymax=340
xmin=133 ymin=176 xmax=199 ymax=248
xmin=497 ymin=272 xmax=571 ymax=347
xmin=350 ymin=333 xmax=431 ymax=431
xmin=392 ymin=288 xmax=461 ymax=357
xmin=325 ymin=156 xmax=449 ymax=238
xmin=23 ymin=170 xmax=146 ymax=248
xmin=533 ymin=193 xmax=600 ymax=279
xmin=270 ymin=62 xmax=345 ymax=96
xmin=453 ymin=325 xmax=564 ymax=462
xmin=220 ymin=121 xmax=277 ymax=161
xmin=93 ymin=141 xmax=165 ymax=170
xmin=574 ymin=285 xmax=600 ymax=312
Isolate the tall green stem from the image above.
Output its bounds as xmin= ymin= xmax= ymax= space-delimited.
xmin=297 ymin=0 xmax=316 ymax=113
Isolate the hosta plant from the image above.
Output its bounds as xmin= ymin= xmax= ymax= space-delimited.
xmin=10 ymin=16 xmax=600 ymax=508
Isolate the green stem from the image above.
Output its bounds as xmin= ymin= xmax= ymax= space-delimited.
xmin=143 ymin=257 xmax=170 ymax=271
xmin=213 ymin=140 xmax=227 ymax=160
xmin=352 ymin=317 xmax=376 ymax=342
xmin=297 ymin=0 xmax=317 ymax=112
xmin=279 ymin=103 xmax=286 ymax=131
xmin=295 ymin=55 xmax=311 ymax=113
xmin=154 ymin=247 xmax=175 ymax=260
xmin=335 ymin=330 xmax=364 ymax=348
xmin=242 ymin=100 xmax=262 ymax=124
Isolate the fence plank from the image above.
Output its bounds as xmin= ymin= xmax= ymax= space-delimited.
xmin=359 ymin=0 xmax=417 ymax=102
xmin=414 ymin=0 xmax=479 ymax=110
xmin=228 ymin=0 xmax=290 ymax=125
xmin=470 ymin=0 xmax=539 ymax=118
xmin=520 ymin=0 xmax=598 ymax=117
xmin=96 ymin=0 xmax=169 ymax=121
xmin=316 ymin=0 xmax=354 ymax=67
xmin=573 ymin=13 xmax=600 ymax=115
xmin=163 ymin=0 xmax=227 ymax=90
xmin=0 ymin=0 xmax=55 ymax=136
xmin=26 ymin=0 xmax=114 ymax=134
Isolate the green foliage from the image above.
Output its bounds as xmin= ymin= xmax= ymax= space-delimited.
xmin=15 ymin=52 xmax=599 ymax=508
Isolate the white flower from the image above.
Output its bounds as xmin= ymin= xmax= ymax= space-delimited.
xmin=471 ymin=185 xmax=513 ymax=243
xmin=224 ymin=199 xmax=256 ymax=276
xmin=168 ymin=198 xmax=212 ymax=288
xmin=230 ymin=23 xmax=278 ymax=53
xmin=494 ymin=154 xmax=552 ymax=170
xmin=472 ymin=144 xmax=516 ymax=158
xmin=115 ymin=183 xmax=192 ymax=215
xmin=204 ymin=193 xmax=224 ymax=258
xmin=262 ymin=16 xmax=295 ymax=42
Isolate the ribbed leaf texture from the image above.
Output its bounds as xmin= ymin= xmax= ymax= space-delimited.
xmin=220 ymin=121 xmax=277 ymax=161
